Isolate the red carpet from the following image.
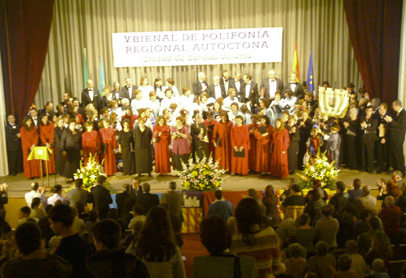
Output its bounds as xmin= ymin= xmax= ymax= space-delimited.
xmin=181 ymin=233 xmax=209 ymax=278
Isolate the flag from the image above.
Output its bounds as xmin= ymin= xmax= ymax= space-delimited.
xmin=83 ymin=48 xmax=88 ymax=89
xmin=292 ymin=41 xmax=300 ymax=82
xmin=307 ymin=48 xmax=314 ymax=93
xmin=99 ymin=57 xmax=105 ymax=97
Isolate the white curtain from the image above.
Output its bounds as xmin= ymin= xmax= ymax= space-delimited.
xmin=35 ymin=0 xmax=362 ymax=107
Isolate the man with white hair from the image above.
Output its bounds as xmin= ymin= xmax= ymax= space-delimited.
xmin=25 ymin=182 xmax=47 ymax=207
xmin=379 ymin=195 xmax=401 ymax=244
xmin=359 ymin=185 xmax=376 ymax=210
xmin=120 ymin=77 xmax=138 ymax=100
xmin=192 ymin=72 xmax=208 ymax=96
xmin=260 ymin=69 xmax=284 ymax=100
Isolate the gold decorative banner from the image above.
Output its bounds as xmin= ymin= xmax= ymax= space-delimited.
xmin=318 ymin=86 xmax=349 ymax=118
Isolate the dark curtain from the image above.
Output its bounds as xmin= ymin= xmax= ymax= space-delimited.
xmin=343 ymin=0 xmax=402 ymax=104
xmin=0 ymin=0 xmax=54 ymax=123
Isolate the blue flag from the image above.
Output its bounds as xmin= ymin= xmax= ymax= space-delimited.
xmin=306 ymin=49 xmax=314 ymax=93
xmin=99 ymin=58 xmax=105 ymax=97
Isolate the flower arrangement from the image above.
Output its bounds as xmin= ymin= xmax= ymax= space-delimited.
xmin=297 ymin=150 xmax=339 ymax=190
xmin=179 ymin=155 xmax=226 ymax=191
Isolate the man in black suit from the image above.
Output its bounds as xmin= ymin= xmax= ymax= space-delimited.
xmin=284 ymin=73 xmax=304 ymax=99
xmin=39 ymin=102 xmax=55 ymax=120
xmin=89 ymin=175 xmax=112 ymax=220
xmin=120 ymin=77 xmax=138 ymax=100
xmin=192 ymin=72 xmax=208 ymax=96
xmin=29 ymin=107 xmax=39 ymax=128
xmin=260 ymin=69 xmax=284 ymax=100
xmin=233 ymin=72 xmax=244 ymax=100
xmin=116 ymin=183 xmax=136 ymax=229
xmin=81 ymin=79 xmax=101 ymax=111
xmin=376 ymin=103 xmax=390 ymax=173
xmin=5 ymin=114 xmax=22 ymax=176
xmin=241 ymin=74 xmax=259 ymax=112
xmin=219 ymin=70 xmax=236 ymax=96
xmin=160 ymin=181 xmax=184 ymax=226
xmin=111 ymin=81 xmax=121 ymax=103
xmin=361 ymin=106 xmax=378 ymax=173
xmin=72 ymin=98 xmax=87 ymax=121
xmin=136 ymin=183 xmax=159 ymax=214
xmin=207 ymin=76 xmax=224 ymax=100
xmin=385 ymin=100 xmax=406 ymax=176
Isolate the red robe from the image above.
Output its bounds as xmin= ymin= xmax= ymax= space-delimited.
xmin=20 ymin=126 xmax=41 ymax=178
xmin=212 ymin=121 xmax=233 ymax=170
xmin=39 ymin=123 xmax=55 ymax=174
xmin=270 ymin=129 xmax=290 ymax=178
xmin=230 ymin=125 xmax=250 ymax=175
xmin=254 ymin=125 xmax=273 ymax=173
xmin=99 ymin=127 xmax=117 ymax=175
xmin=82 ymin=130 xmax=101 ymax=164
xmin=248 ymin=123 xmax=258 ymax=172
xmin=153 ymin=125 xmax=171 ymax=174
xmin=203 ymin=119 xmax=217 ymax=159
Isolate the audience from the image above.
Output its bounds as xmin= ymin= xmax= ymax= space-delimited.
xmin=24 ymin=182 xmax=47 ymax=207
xmin=116 ymin=183 xmax=136 ymax=229
xmin=329 ymin=181 xmax=349 ymax=215
xmin=360 ymin=185 xmax=377 ymax=210
xmin=66 ymin=179 xmax=90 ymax=207
xmin=160 ymin=181 xmax=184 ymax=228
xmin=89 ymin=175 xmax=112 ymax=220
xmin=136 ymin=182 xmax=159 ymax=214
xmin=29 ymin=197 xmax=46 ymax=219
xmin=261 ymin=185 xmax=280 ymax=227
xmin=48 ymin=184 xmax=69 ymax=206
xmin=345 ymin=240 xmax=367 ymax=277
xmin=332 ymin=254 xmax=358 ymax=278
xmin=314 ymin=205 xmax=339 ymax=249
xmin=307 ymin=241 xmax=336 ymax=278
xmin=348 ymin=178 xmax=363 ymax=201
xmin=379 ymin=195 xmax=401 ymax=245
xmin=295 ymin=213 xmax=315 ymax=257
xmin=207 ymin=190 xmax=234 ymax=221
xmin=283 ymin=243 xmax=307 ymax=278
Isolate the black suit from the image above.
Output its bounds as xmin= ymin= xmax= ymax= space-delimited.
xmin=389 ymin=109 xmax=406 ymax=175
xmin=116 ymin=191 xmax=136 ymax=229
xmin=136 ymin=192 xmax=159 ymax=214
xmin=90 ymin=184 xmax=112 ymax=220
xmin=260 ymin=78 xmax=283 ymax=99
xmin=376 ymin=113 xmax=390 ymax=172
xmin=234 ymin=79 xmax=244 ymax=100
xmin=219 ymin=77 xmax=236 ymax=96
xmin=5 ymin=122 xmax=22 ymax=175
xmin=81 ymin=88 xmax=101 ymax=110
xmin=284 ymin=82 xmax=304 ymax=99
xmin=39 ymin=109 xmax=55 ymax=120
xmin=361 ymin=116 xmax=378 ymax=173
xmin=207 ymin=84 xmax=225 ymax=99
xmin=192 ymin=80 xmax=208 ymax=96
xmin=120 ymin=85 xmax=138 ymax=100
xmin=240 ymin=81 xmax=259 ymax=109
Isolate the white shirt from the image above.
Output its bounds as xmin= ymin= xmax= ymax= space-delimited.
xmin=222 ymin=78 xmax=230 ymax=92
xmin=25 ymin=190 xmax=47 ymax=207
xmin=89 ymin=89 xmax=94 ymax=101
xmin=235 ymin=79 xmax=241 ymax=92
xmin=127 ymin=86 xmax=133 ymax=98
xmin=269 ymin=80 xmax=277 ymax=99
xmin=245 ymin=83 xmax=251 ymax=99
xmin=199 ymin=80 xmax=207 ymax=91
xmin=290 ymin=83 xmax=297 ymax=92
xmin=214 ymin=85 xmax=222 ymax=99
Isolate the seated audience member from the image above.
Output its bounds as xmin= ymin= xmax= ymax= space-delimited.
xmin=67 ymin=179 xmax=90 ymax=207
xmin=1 ymin=222 xmax=72 ymax=278
xmin=377 ymin=179 xmax=401 ymax=208
xmin=126 ymin=206 xmax=186 ymax=278
xmin=345 ymin=240 xmax=366 ymax=277
xmin=283 ymin=243 xmax=307 ymax=278
xmin=116 ymin=183 xmax=136 ymax=230
xmin=276 ymin=215 xmax=297 ymax=248
xmin=365 ymin=232 xmax=392 ymax=271
xmin=230 ymin=198 xmax=284 ymax=277
xmin=48 ymin=204 xmax=91 ymax=278
xmin=307 ymin=241 xmax=336 ymax=278
xmin=87 ymin=219 xmax=148 ymax=277
xmin=329 ymin=181 xmax=349 ymax=215
xmin=30 ymin=197 xmax=46 ymax=219
xmin=392 ymin=170 xmax=404 ymax=188
xmin=24 ymin=182 xmax=47 ymax=207
xmin=48 ymin=184 xmax=69 ymax=206
xmin=348 ymin=178 xmax=363 ymax=201
xmin=332 ymin=254 xmax=358 ymax=278
xmin=279 ymin=178 xmax=300 ymax=202
xmin=358 ymin=216 xmax=382 ymax=256
xmin=0 ymin=210 xmax=11 ymax=235
xmin=304 ymin=189 xmax=325 ymax=226
xmin=281 ymin=184 xmax=305 ymax=210
xmin=193 ymin=215 xmax=257 ymax=278
xmin=306 ymin=180 xmax=328 ymax=203
xmin=366 ymin=258 xmax=390 ymax=278
xmin=17 ymin=206 xmax=36 ymax=226
xmin=378 ymin=196 xmax=401 ymax=244
xmin=136 ymin=183 xmax=159 ymax=215
xmin=262 ymin=185 xmax=280 ymax=227
xmin=359 ymin=185 xmax=377 ymax=210
xmin=295 ymin=213 xmax=315 ymax=256
xmin=353 ymin=209 xmax=373 ymax=240
xmin=207 ymin=190 xmax=234 ymax=221
xmin=128 ymin=204 xmax=146 ymax=231
xmin=314 ymin=205 xmax=339 ymax=249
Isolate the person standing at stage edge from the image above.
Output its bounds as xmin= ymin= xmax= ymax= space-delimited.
xmin=385 ymin=100 xmax=406 ymax=177
xmin=5 ymin=114 xmax=22 ymax=176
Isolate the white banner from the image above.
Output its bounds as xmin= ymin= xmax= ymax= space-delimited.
xmin=112 ymin=27 xmax=283 ymax=67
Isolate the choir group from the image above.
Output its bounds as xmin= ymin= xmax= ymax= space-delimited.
xmin=5 ymin=69 xmax=406 ymax=182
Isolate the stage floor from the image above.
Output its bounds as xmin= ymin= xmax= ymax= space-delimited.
xmin=3 ymin=168 xmax=391 ymax=198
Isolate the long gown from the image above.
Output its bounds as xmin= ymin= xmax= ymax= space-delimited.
xmin=230 ymin=124 xmax=250 ymax=175
xmin=39 ymin=123 xmax=55 ymax=174
xmin=20 ymin=126 xmax=41 ymax=178
xmin=203 ymin=119 xmax=217 ymax=159
xmin=213 ymin=121 xmax=233 ymax=171
xmin=286 ymin=124 xmax=300 ymax=172
xmin=172 ymin=125 xmax=190 ymax=171
xmin=61 ymin=129 xmax=82 ymax=179
xmin=133 ymin=126 xmax=153 ymax=174
xmin=53 ymin=126 xmax=65 ymax=176
xmin=344 ymin=119 xmax=361 ymax=170
xmin=248 ymin=123 xmax=258 ymax=172
xmin=118 ymin=129 xmax=136 ymax=175
xmin=270 ymin=128 xmax=290 ymax=178
xmin=190 ymin=123 xmax=208 ymax=161
xmin=82 ymin=130 xmax=101 ymax=164
xmin=254 ymin=124 xmax=273 ymax=173
xmin=99 ymin=127 xmax=117 ymax=176
xmin=153 ymin=125 xmax=171 ymax=174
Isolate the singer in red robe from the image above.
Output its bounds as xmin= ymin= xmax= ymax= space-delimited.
xmin=230 ymin=116 xmax=250 ymax=175
xmin=254 ymin=115 xmax=273 ymax=175
xmin=20 ymin=116 xmax=41 ymax=179
xmin=213 ymin=112 xmax=233 ymax=171
xmin=248 ymin=115 xmax=260 ymax=173
xmin=82 ymin=122 xmax=101 ymax=164
xmin=203 ymin=111 xmax=217 ymax=159
xmin=270 ymin=119 xmax=290 ymax=178
xmin=39 ymin=114 xmax=55 ymax=174
xmin=99 ymin=119 xmax=117 ymax=176
xmin=153 ymin=116 xmax=171 ymax=175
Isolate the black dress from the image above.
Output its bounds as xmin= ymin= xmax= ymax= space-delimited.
xmin=133 ymin=126 xmax=153 ymax=174
xmin=190 ymin=123 xmax=208 ymax=161
xmin=61 ymin=129 xmax=82 ymax=179
xmin=54 ymin=126 xmax=66 ymax=176
xmin=286 ymin=124 xmax=300 ymax=171
xmin=118 ymin=130 xmax=135 ymax=175
xmin=344 ymin=119 xmax=361 ymax=170
xmin=298 ymin=118 xmax=313 ymax=169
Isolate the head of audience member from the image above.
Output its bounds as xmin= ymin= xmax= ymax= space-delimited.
xmin=384 ymin=196 xmax=395 ymax=208
xmin=264 ymin=185 xmax=275 ymax=199
xmin=314 ymin=241 xmax=329 ymax=257
xmin=359 ymin=209 xmax=372 ymax=222
xmin=141 ymin=183 xmax=150 ymax=193
xmin=235 ymin=197 xmax=261 ymax=246
xmin=31 ymin=197 xmax=41 ymax=210
xmin=132 ymin=204 xmax=144 ymax=218
xmin=336 ymin=181 xmax=346 ymax=193
xmin=74 ymin=179 xmax=83 ymax=189
xmin=168 ymin=181 xmax=177 ymax=191
xmin=368 ymin=216 xmax=381 ymax=230
xmin=247 ymin=188 xmax=259 ymax=202
xmin=371 ymin=258 xmax=386 ymax=273
xmin=362 ymin=185 xmax=371 ymax=197
xmin=312 ymin=179 xmax=322 ymax=189
xmin=392 ymin=170 xmax=403 ymax=183
xmin=289 ymin=73 xmax=297 ymax=83
xmin=15 ymin=222 xmax=42 ymax=256
xmin=370 ymin=232 xmax=392 ymax=258
xmin=48 ymin=204 xmax=75 ymax=235
xmin=296 ymin=213 xmax=311 ymax=227
xmin=321 ymin=205 xmax=333 ymax=218
xmin=337 ymin=254 xmax=352 ymax=272
xmin=97 ymin=175 xmax=108 ymax=187
xmin=121 ymin=183 xmax=130 ymax=194
xmin=291 ymin=184 xmax=302 ymax=194
xmin=345 ymin=240 xmax=359 ymax=255
xmin=288 ymin=243 xmax=304 ymax=259
xmin=214 ymin=190 xmax=223 ymax=201
xmin=19 ymin=206 xmax=31 ymax=220
xmin=91 ymin=219 xmax=121 ymax=251
xmin=220 ymin=111 xmax=229 ymax=124
xmin=132 ymin=178 xmax=140 ymax=189
xmin=199 ymin=215 xmax=231 ymax=256
xmin=31 ymin=182 xmax=39 ymax=192
xmin=353 ymin=179 xmax=361 ymax=189
xmin=52 ymin=184 xmax=63 ymax=195
xmin=386 ymin=179 xmax=401 ymax=198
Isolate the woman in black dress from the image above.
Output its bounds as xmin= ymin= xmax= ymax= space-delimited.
xmin=343 ymin=108 xmax=361 ymax=170
xmin=61 ymin=119 xmax=82 ymax=182
xmin=190 ymin=112 xmax=208 ymax=161
xmin=298 ymin=110 xmax=313 ymax=170
xmin=133 ymin=119 xmax=153 ymax=176
xmin=118 ymin=119 xmax=135 ymax=175
xmin=53 ymin=116 xmax=66 ymax=177
xmin=286 ymin=115 xmax=300 ymax=174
